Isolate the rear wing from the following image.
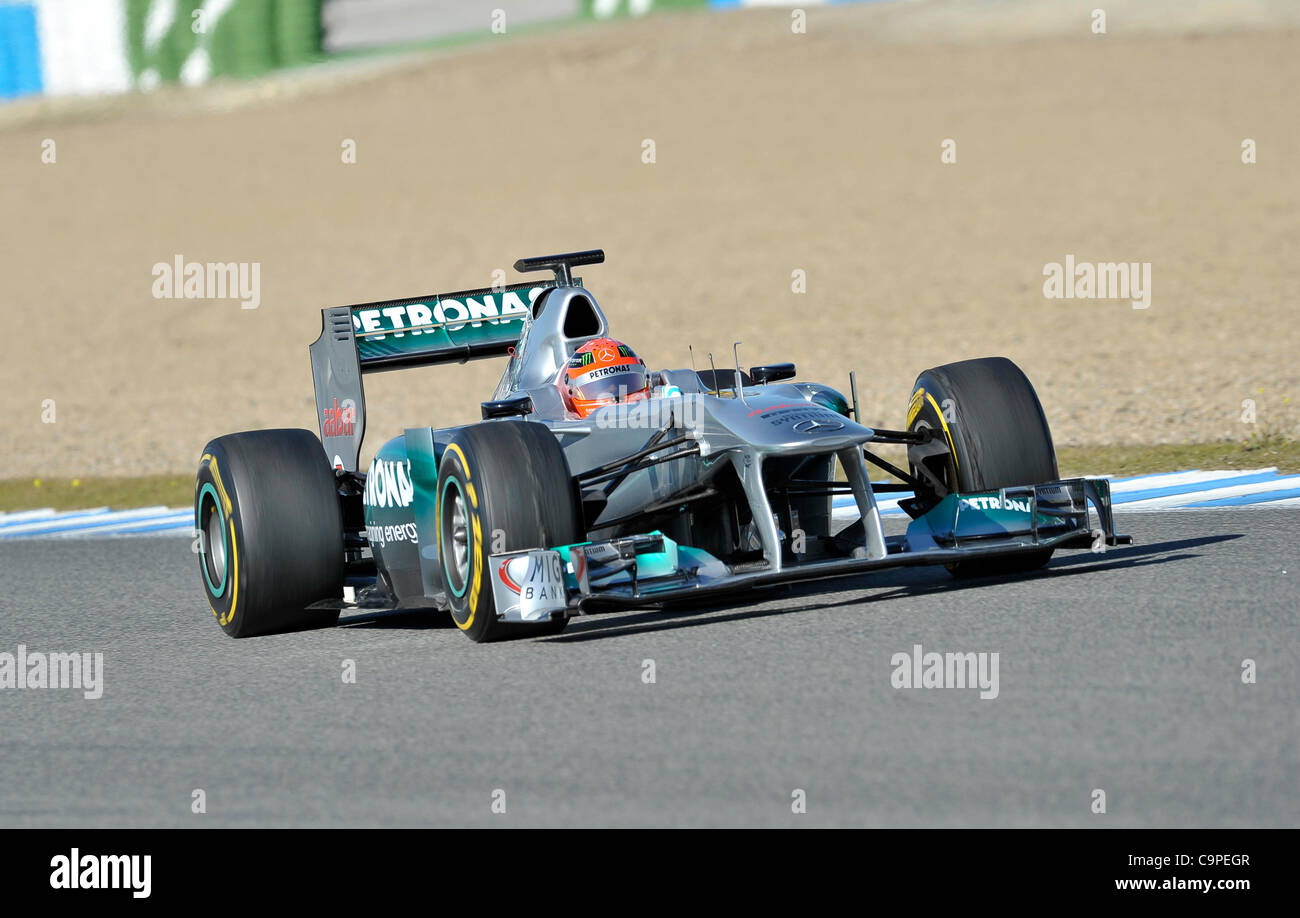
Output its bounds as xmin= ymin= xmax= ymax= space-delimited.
xmin=310 ymin=251 xmax=603 ymax=472
xmin=309 ymin=280 xmax=553 ymax=472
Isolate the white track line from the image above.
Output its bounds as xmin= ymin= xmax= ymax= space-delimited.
xmin=1116 ymin=476 xmax=1300 ymax=511
xmin=0 ymin=508 xmax=61 ymax=524
xmin=1106 ymin=468 xmax=1278 ymax=492
xmin=3 ymin=469 xmax=1298 ymax=540
xmin=0 ymin=506 xmax=178 ymax=536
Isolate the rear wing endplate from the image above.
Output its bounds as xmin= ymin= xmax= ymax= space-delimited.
xmin=309 ymin=280 xmax=553 ymax=471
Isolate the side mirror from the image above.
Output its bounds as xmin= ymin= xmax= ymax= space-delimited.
xmin=750 ymin=363 xmax=796 ymax=384
xmin=481 ymin=394 xmax=533 ymax=419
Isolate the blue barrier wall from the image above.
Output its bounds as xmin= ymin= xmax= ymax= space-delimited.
xmin=0 ymin=2 xmax=43 ymax=99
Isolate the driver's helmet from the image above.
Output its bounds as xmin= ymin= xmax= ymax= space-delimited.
xmin=561 ymin=337 xmax=650 ymax=418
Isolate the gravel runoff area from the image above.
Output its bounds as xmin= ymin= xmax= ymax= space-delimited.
xmin=1 ymin=0 xmax=1298 ymax=478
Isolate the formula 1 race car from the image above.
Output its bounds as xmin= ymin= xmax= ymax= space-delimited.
xmin=195 ymin=250 xmax=1128 ymax=642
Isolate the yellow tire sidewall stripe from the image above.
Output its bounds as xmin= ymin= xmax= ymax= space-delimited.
xmin=906 ymin=388 xmax=925 ymax=427
xmin=200 ymin=452 xmax=240 ymax=628
xmin=222 ymin=516 xmax=239 ymax=627
xmin=466 ymin=513 xmax=482 ymax=626
xmin=440 ymin=444 xmax=483 ymax=632
xmin=921 ymin=390 xmax=960 ymax=476
xmin=444 ymin=443 xmax=471 ymax=481
xmin=200 ymin=452 xmax=233 ymax=515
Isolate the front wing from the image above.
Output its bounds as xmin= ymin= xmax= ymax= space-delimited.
xmin=487 ymin=477 xmax=1131 ymax=620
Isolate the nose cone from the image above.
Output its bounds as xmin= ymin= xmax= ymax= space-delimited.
xmin=713 ymin=394 xmax=874 ymax=452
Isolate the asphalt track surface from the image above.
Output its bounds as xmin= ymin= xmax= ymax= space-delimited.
xmin=0 ymin=509 xmax=1295 ymax=827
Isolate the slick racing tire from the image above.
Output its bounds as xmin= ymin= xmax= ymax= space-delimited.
xmin=196 ymin=429 xmax=344 ymax=637
xmin=906 ymin=357 xmax=1059 ymax=576
xmin=436 ymin=421 xmax=582 ymax=643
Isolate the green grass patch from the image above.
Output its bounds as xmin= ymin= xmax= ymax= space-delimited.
xmin=3 ymin=439 xmax=1297 ymax=512
xmin=0 ymin=475 xmax=193 ymax=513
xmin=1057 ymin=437 xmax=1300 ymax=478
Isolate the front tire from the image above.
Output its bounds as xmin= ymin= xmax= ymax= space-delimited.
xmin=906 ymin=357 xmax=1059 ymax=576
xmin=196 ymin=429 xmax=344 ymax=637
xmin=437 ymin=421 xmax=582 ymax=643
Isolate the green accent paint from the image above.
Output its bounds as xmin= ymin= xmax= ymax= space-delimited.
xmin=810 ymin=389 xmax=851 ymax=417
xmin=399 ymin=427 xmax=450 ymax=599
xmin=910 ymin=491 xmax=1069 ymax=543
xmin=440 ymin=475 xmax=469 ymax=598
xmin=351 ymin=283 xmax=547 ymax=364
xmin=555 ymin=531 xmax=678 ymax=589
xmin=197 ymin=482 xmax=228 ymax=598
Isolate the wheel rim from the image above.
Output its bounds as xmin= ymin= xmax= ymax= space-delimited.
xmin=198 ymin=483 xmax=228 ymax=597
xmin=909 ymin=419 xmax=955 ymax=501
xmin=440 ymin=476 xmax=470 ymax=598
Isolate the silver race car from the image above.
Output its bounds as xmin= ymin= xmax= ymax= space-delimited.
xmin=196 ymin=250 xmax=1127 ymax=642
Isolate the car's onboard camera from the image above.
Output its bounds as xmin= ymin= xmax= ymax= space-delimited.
xmin=195 ymin=249 xmax=1128 ymax=643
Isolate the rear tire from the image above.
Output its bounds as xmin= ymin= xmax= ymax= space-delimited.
xmin=437 ymin=421 xmax=582 ymax=643
xmin=905 ymin=357 xmax=1058 ymax=576
xmin=196 ymin=429 xmax=344 ymax=637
